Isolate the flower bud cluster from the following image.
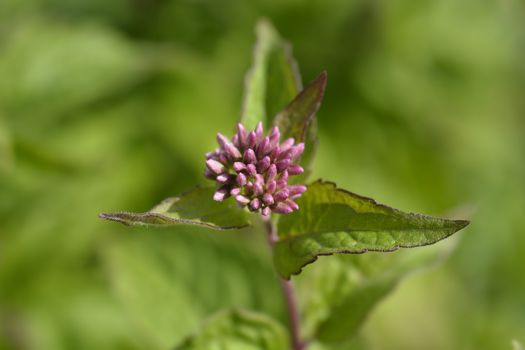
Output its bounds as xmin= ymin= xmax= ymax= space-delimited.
xmin=205 ymin=122 xmax=307 ymax=215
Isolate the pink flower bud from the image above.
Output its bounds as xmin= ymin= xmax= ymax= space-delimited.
xmin=287 ymin=165 xmax=304 ymax=175
xmin=235 ymin=195 xmax=250 ymax=205
xmin=263 ymin=193 xmax=274 ymax=206
xmin=274 ymin=189 xmax=289 ymax=202
xmin=230 ymin=187 xmax=241 ymax=196
xmin=250 ymin=198 xmax=261 ymax=210
xmin=216 ymin=174 xmax=231 ymax=183
xmin=236 ymin=123 xmax=247 ymax=147
xmin=288 ymin=185 xmax=307 ymax=198
xmin=236 ymin=173 xmax=247 ymax=186
xmin=205 ymin=123 xmax=306 ymax=215
xmin=246 ymin=164 xmax=257 ymax=177
xmin=233 ymin=162 xmax=246 ymax=172
xmin=257 ymin=156 xmax=271 ymax=173
xmin=255 ymin=122 xmax=264 ymax=142
xmin=276 ymin=159 xmax=291 ymax=172
xmin=206 ymin=159 xmax=225 ymax=174
xmin=273 ymin=202 xmax=293 ymax=214
xmin=213 ymin=188 xmax=229 ymax=201
xmin=243 ymin=148 xmax=256 ymax=164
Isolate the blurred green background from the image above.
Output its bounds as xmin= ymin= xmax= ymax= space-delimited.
xmin=1 ymin=0 xmax=524 ymax=349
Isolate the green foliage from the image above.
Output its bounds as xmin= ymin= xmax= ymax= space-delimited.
xmin=241 ymin=20 xmax=322 ymax=178
xmin=275 ymin=181 xmax=468 ymax=278
xmin=100 ymin=187 xmax=251 ymax=229
xmin=104 ymin=230 xmax=283 ymax=348
xmin=1 ymin=1 xmax=524 ymax=349
xmin=0 ymin=20 xmax=147 ymax=124
xmin=240 ymin=19 xmax=302 ymax=131
xmin=297 ymin=242 xmax=456 ymax=346
xmin=272 ymin=72 xmax=325 ymax=144
xmin=99 ymin=14 xmax=470 ymax=349
xmin=272 ymin=72 xmax=326 ymax=178
xmin=104 ymin=236 xmax=202 ymax=349
xmin=0 ymin=117 xmax=13 ymax=173
xmin=175 ymin=309 xmax=289 ymax=350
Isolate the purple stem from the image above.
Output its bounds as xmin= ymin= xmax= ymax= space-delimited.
xmin=264 ymin=217 xmax=306 ymax=350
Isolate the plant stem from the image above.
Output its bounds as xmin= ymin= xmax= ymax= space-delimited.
xmin=263 ymin=218 xmax=305 ymax=350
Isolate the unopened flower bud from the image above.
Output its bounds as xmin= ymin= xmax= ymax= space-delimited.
xmin=205 ymin=122 xmax=307 ymax=215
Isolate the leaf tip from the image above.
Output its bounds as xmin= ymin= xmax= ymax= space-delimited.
xmin=311 ymin=70 xmax=328 ymax=92
xmin=255 ymin=17 xmax=277 ymax=38
xmin=319 ymin=69 xmax=328 ymax=81
xmin=454 ymin=219 xmax=470 ymax=230
xmin=98 ymin=212 xmax=129 ymax=226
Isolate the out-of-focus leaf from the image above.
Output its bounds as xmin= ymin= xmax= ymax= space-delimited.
xmin=273 ymin=71 xmax=326 ymax=142
xmin=104 ymin=228 xmax=284 ymax=350
xmin=240 ymin=19 xmax=302 ymax=131
xmin=293 ymin=244 xmax=456 ymax=346
xmin=272 ymin=72 xmax=326 ymax=178
xmin=240 ymin=20 xmax=323 ymax=178
xmin=265 ymin=41 xmax=303 ymax=122
xmin=100 ymin=187 xmax=252 ymax=230
xmin=105 ymin=237 xmax=202 ymax=349
xmin=513 ymin=340 xmax=524 ymax=350
xmin=274 ymin=180 xmax=469 ymax=278
xmin=175 ymin=309 xmax=289 ymax=350
xmin=0 ymin=117 xmax=13 ymax=173
xmin=308 ymin=243 xmax=455 ymax=345
xmin=0 ymin=20 xmax=148 ymax=126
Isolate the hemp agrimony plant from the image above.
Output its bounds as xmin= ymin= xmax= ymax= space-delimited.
xmin=100 ymin=20 xmax=469 ymax=350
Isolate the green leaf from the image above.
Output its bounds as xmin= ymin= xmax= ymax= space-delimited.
xmin=103 ymin=229 xmax=284 ymax=349
xmin=240 ymin=20 xmax=323 ymax=178
xmin=174 ymin=309 xmax=289 ymax=350
xmin=240 ymin=19 xmax=302 ymax=131
xmin=272 ymin=72 xmax=326 ymax=178
xmin=310 ymin=244 xmax=455 ymax=345
xmin=0 ymin=116 xmax=13 ymax=173
xmin=274 ymin=180 xmax=469 ymax=278
xmin=265 ymin=41 xmax=303 ymax=122
xmin=0 ymin=20 xmax=148 ymax=124
xmin=99 ymin=186 xmax=251 ymax=230
xmin=104 ymin=237 xmax=202 ymax=349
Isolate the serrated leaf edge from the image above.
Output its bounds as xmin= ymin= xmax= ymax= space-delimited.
xmin=99 ymin=186 xmax=252 ymax=230
xmin=276 ymin=179 xmax=470 ymax=278
xmin=273 ymin=70 xmax=327 ymax=143
xmin=98 ymin=211 xmax=250 ymax=230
